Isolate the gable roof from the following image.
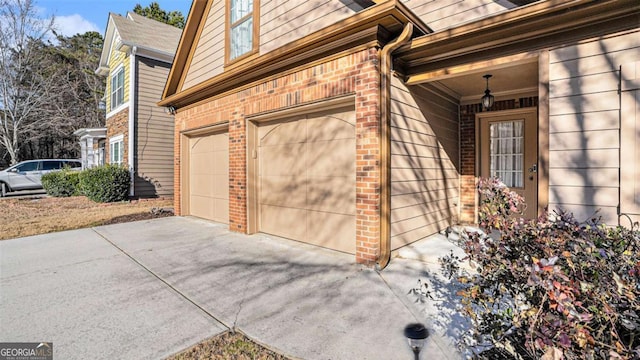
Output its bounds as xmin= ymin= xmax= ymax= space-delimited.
xmin=159 ymin=0 xmax=431 ymax=108
xmin=96 ymin=11 xmax=183 ymax=76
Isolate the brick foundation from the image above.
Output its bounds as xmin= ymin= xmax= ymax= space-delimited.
xmin=174 ymin=48 xmax=381 ymax=264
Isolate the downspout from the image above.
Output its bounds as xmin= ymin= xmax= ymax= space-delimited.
xmin=128 ymin=46 xmax=137 ymax=197
xmin=376 ymin=23 xmax=413 ymax=271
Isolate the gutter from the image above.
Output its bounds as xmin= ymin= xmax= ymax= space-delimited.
xmin=376 ymin=23 xmax=414 ymax=271
xmin=128 ymin=46 xmax=137 ymax=197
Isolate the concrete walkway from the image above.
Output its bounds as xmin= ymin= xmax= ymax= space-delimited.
xmin=0 ymin=216 xmax=469 ymax=359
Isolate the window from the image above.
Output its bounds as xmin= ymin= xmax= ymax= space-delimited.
xmin=489 ymin=120 xmax=524 ymax=188
xmin=227 ymin=0 xmax=258 ymax=61
xmin=42 ymin=161 xmax=63 ymax=171
xmin=15 ymin=161 xmax=39 ymax=172
xmin=110 ymin=135 xmax=124 ymax=165
xmin=110 ymin=67 xmax=125 ymax=110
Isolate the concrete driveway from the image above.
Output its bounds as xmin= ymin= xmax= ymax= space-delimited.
xmin=0 ymin=216 xmax=466 ymax=359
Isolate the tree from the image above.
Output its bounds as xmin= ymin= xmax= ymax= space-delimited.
xmin=20 ymin=31 xmax=106 ymax=161
xmin=133 ymin=2 xmax=185 ymax=29
xmin=0 ymin=0 xmax=56 ymax=165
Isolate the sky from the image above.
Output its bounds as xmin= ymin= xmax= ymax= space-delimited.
xmin=35 ymin=0 xmax=192 ymax=37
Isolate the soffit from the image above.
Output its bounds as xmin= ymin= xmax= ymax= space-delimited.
xmin=398 ymin=0 xmax=640 ymax=82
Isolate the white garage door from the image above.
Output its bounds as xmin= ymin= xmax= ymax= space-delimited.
xmin=189 ymin=131 xmax=229 ymax=223
xmin=258 ymin=108 xmax=356 ymax=253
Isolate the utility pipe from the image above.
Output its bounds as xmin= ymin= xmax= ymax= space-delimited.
xmin=376 ymin=23 xmax=413 ymax=271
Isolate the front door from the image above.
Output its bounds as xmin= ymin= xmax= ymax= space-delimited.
xmin=478 ymin=109 xmax=538 ymax=218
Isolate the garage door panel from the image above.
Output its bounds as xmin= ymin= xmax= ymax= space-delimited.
xmin=260 ymin=205 xmax=307 ymax=241
xmin=190 ymin=152 xmax=213 ymax=175
xmin=260 ymin=175 xmax=307 ymax=208
xmin=307 ymin=176 xmax=355 ymax=214
xmin=188 ymin=132 xmax=229 ymax=224
xmin=211 ymin=174 xmax=229 ymax=198
xmin=191 ymin=136 xmax=212 ymax=153
xmin=260 ymin=121 xmax=307 ymax=145
xmin=306 ymin=114 xmax=355 ymax=142
xmin=213 ymin=199 xmax=229 ymax=223
xmin=261 ymin=143 xmax=306 ymax=176
xmin=213 ymin=151 xmax=228 ymax=174
xmin=190 ymin=195 xmax=213 ymax=219
xmin=306 ymin=139 xmax=355 ymax=176
xmin=257 ymin=107 xmax=355 ymax=254
xmin=306 ymin=211 xmax=356 ymax=253
xmin=211 ymin=135 xmax=228 ymax=151
xmin=191 ymin=174 xmax=213 ymax=197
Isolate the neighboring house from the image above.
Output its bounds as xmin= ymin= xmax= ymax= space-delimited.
xmin=159 ymin=0 xmax=639 ymax=266
xmin=96 ymin=12 xmax=182 ymax=198
xmin=73 ymin=127 xmax=107 ymax=169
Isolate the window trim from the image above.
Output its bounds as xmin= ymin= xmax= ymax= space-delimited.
xmin=225 ymin=0 xmax=260 ymax=66
xmin=109 ymin=134 xmax=125 ymax=166
xmin=110 ymin=65 xmax=125 ymax=111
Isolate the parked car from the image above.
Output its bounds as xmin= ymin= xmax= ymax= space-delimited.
xmin=0 ymin=159 xmax=81 ymax=197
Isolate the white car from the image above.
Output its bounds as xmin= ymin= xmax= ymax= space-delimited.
xmin=0 ymin=159 xmax=81 ymax=197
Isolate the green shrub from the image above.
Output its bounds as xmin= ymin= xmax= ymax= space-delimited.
xmin=442 ymin=178 xmax=640 ymax=359
xmin=78 ymin=165 xmax=130 ymax=203
xmin=41 ymin=169 xmax=80 ymax=197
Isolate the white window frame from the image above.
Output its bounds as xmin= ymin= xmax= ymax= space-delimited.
xmin=110 ymin=65 xmax=125 ymax=111
xmin=109 ymin=134 xmax=124 ymax=166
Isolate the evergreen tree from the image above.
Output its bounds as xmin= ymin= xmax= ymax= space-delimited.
xmin=133 ymin=2 xmax=185 ymax=29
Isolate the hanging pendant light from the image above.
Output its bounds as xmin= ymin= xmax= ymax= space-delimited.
xmin=481 ymin=74 xmax=495 ymax=110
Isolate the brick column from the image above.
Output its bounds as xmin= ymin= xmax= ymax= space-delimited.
xmin=228 ymin=108 xmax=247 ymax=232
xmin=173 ymin=118 xmax=182 ymax=215
xmin=354 ymin=48 xmax=381 ymax=264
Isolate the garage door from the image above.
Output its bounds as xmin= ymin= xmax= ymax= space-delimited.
xmin=189 ymin=131 xmax=229 ymax=223
xmin=258 ymin=108 xmax=356 ymax=253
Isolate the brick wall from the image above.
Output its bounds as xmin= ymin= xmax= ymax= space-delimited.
xmin=459 ymin=97 xmax=538 ymax=223
xmin=106 ymin=107 xmax=129 ymax=166
xmin=174 ymin=48 xmax=381 ymax=264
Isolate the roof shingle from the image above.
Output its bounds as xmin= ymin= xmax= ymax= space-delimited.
xmin=111 ymin=12 xmax=182 ymax=55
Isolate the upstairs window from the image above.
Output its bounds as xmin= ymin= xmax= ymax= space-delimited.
xmin=227 ymin=0 xmax=258 ymax=62
xmin=110 ymin=67 xmax=125 ymax=110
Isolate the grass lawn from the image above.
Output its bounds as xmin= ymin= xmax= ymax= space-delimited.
xmin=0 ymin=195 xmax=173 ymax=240
xmin=1 ymin=195 xmax=291 ymax=359
xmin=168 ymin=332 xmax=289 ymax=360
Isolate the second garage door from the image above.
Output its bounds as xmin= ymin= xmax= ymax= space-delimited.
xmin=257 ymin=108 xmax=356 ymax=253
xmin=189 ymin=131 xmax=229 ymax=223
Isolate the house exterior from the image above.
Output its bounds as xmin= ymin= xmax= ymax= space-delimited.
xmin=96 ymin=12 xmax=182 ymax=198
xmin=73 ymin=127 xmax=106 ymax=169
xmin=159 ymin=0 xmax=639 ymax=266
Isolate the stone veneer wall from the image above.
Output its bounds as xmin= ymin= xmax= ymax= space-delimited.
xmin=106 ymin=107 xmax=129 ymax=166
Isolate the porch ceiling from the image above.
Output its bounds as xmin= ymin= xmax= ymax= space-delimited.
xmin=432 ymin=61 xmax=538 ymax=103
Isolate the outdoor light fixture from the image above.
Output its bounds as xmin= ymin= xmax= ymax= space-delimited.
xmin=165 ymin=106 xmax=176 ymax=115
xmin=481 ymin=74 xmax=495 ymax=110
xmin=404 ymin=323 xmax=429 ymax=360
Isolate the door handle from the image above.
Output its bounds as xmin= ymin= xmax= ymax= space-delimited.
xmin=528 ymin=164 xmax=537 ymax=173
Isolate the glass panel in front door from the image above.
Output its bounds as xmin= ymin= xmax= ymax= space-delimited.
xmin=489 ymin=120 xmax=523 ymax=188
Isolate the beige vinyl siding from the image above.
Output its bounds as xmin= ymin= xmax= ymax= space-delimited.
xmin=402 ymin=0 xmax=515 ymax=32
xmin=135 ymin=57 xmax=174 ymax=197
xmin=181 ymin=1 xmax=226 ymax=91
xmin=260 ymin=0 xmax=364 ymax=54
xmin=389 ymin=77 xmax=460 ymax=250
xmin=548 ymin=29 xmax=640 ymax=225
